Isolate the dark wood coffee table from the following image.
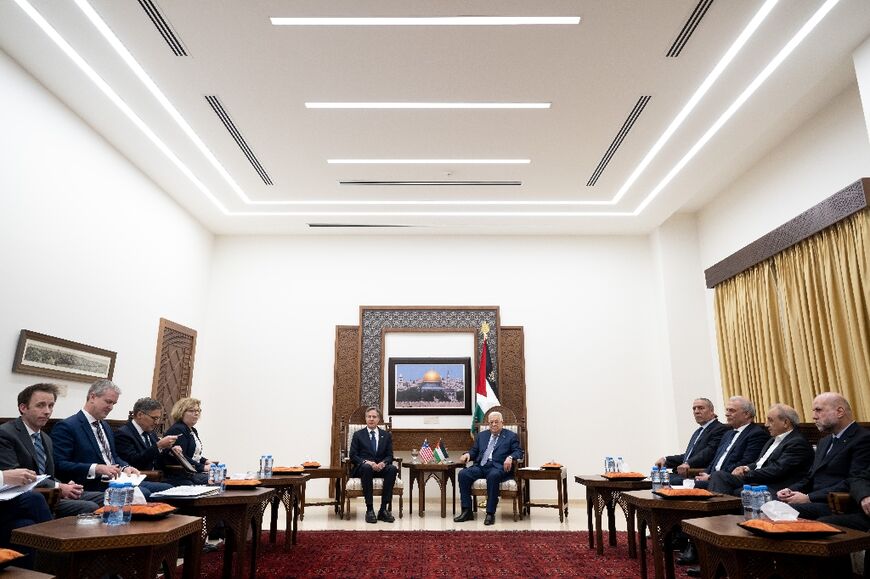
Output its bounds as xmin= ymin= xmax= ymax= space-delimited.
xmin=518 ymin=467 xmax=568 ymax=522
xmin=403 ymin=461 xmax=461 ymax=518
xmin=158 ymin=488 xmax=274 ymax=579
xmin=683 ymin=514 xmax=870 ymax=578
xmin=258 ymin=473 xmax=309 ymax=547
xmin=574 ymin=475 xmax=651 ymax=557
xmin=11 ymin=514 xmax=202 ymax=579
xmin=622 ymin=489 xmax=741 ymax=579
xmin=299 ymin=465 xmax=344 ymax=519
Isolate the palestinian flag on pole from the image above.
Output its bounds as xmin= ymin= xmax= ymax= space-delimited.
xmin=472 ymin=333 xmax=500 ymax=434
xmin=432 ymin=438 xmax=448 ymax=463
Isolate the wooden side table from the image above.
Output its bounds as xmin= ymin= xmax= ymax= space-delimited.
xmin=683 ymin=514 xmax=870 ymax=578
xmin=299 ymin=465 xmax=344 ymax=519
xmin=517 ymin=467 xmax=568 ymax=522
xmin=258 ymin=474 xmax=309 ymax=548
xmin=403 ymin=461 xmax=461 ymax=518
xmin=11 ymin=514 xmax=202 ymax=579
xmin=574 ymin=475 xmax=651 ymax=557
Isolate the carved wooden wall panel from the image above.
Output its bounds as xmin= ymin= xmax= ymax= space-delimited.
xmin=330 ymin=326 xmax=361 ymax=470
xmin=392 ymin=429 xmax=473 ymax=454
xmin=150 ymin=318 xmax=196 ymax=433
xmin=498 ymin=326 xmax=527 ymax=424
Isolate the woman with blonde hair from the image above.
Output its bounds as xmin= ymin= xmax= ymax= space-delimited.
xmin=163 ymin=397 xmax=214 ymax=485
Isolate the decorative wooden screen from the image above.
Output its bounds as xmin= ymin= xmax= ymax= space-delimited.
xmin=150 ymin=318 xmax=197 ymax=433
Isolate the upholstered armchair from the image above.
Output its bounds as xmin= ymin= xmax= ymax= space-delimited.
xmin=340 ymin=406 xmax=404 ymax=520
xmin=467 ymin=405 xmax=527 ymax=521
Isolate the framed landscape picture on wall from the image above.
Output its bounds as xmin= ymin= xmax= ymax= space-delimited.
xmin=12 ymin=330 xmax=116 ymax=383
xmin=388 ymin=357 xmax=472 ymax=415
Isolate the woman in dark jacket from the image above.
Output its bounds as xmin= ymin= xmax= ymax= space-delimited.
xmin=163 ymin=397 xmax=213 ymax=485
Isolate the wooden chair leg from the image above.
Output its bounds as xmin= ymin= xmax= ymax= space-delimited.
xmin=512 ymin=496 xmax=518 ymax=521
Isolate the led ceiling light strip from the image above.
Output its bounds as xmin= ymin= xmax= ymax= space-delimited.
xmin=70 ymin=0 xmax=253 ymax=203
xmin=633 ymin=0 xmax=842 ymax=215
xmin=271 ymin=16 xmax=580 ymax=26
xmin=12 ymin=0 xmax=230 ymax=214
xmin=328 ymin=159 xmax=530 ymax=164
xmin=305 ymin=102 xmax=551 ymax=109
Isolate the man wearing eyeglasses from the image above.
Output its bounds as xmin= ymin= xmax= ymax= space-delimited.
xmin=115 ymin=397 xmax=178 ymax=474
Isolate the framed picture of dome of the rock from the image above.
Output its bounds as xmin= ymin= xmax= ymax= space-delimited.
xmin=387 ymin=357 xmax=472 ymax=416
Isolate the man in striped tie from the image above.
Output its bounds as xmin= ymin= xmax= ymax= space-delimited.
xmin=655 ymin=398 xmax=729 ymax=484
xmin=0 ymin=383 xmax=104 ymax=516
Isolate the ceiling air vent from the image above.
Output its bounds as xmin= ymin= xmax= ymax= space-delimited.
xmin=205 ymin=96 xmax=273 ymax=185
xmin=137 ymin=0 xmax=188 ymax=56
xmin=667 ymin=0 xmax=715 ymax=57
xmin=587 ymin=95 xmax=650 ymax=187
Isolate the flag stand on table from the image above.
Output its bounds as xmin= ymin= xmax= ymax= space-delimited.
xmin=471 ymin=321 xmax=500 ymax=436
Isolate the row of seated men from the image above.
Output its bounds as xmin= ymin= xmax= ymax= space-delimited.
xmin=655 ymin=393 xmax=870 ymax=576
xmin=0 ymin=380 xmax=214 ymax=566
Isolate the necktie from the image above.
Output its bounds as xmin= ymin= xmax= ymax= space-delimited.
xmin=93 ymin=420 xmax=114 ymax=464
xmin=825 ymin=436 xmax=838 ymax=456
xmin=684 ymin=427 xmax=703 ymax=460
xmin=31 ymin=433 xmax=47 ymax=475
xmin=369 ymin=430 xmax=377 ymax=455
xmin=481 ymin=434 xmax=499 ymax=466
xmin=711 ymin=430 xmax=736 ymax=471
xmin=143 ymin=432 xmax=152 ymax=448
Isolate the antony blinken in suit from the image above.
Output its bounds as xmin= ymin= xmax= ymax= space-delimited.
xmin=777 ymin=393 xmax=870 ymax=519
xmin=115 ymin=397 xmax=178 ymax=473
xmin=51 ymin=379 xmax=170 ymax=498
xmin=349 ymin=406 xmax=398 ymax=524
xmin=707 ymin=403 xmax=814 ymax=495
xmin=454 ymin=411 xmax=524 ymax=526
xmin=656 ymin=398 xmax=729 ymax=483
xmin=0 ymin=383 xmax=106 ymax=516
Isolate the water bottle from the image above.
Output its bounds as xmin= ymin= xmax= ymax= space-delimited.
xmin=616 ymin=456 xmax=624 ymax=473
xmin=660 ymin=468 xmax=670 ymax=488
xmin=219 ymin=463 xmax=227 ymax=493
xmin=740 ymin=485 xmax=754 ymax=520
xmin=103 ymin=481 xmax=124 ymax=526
xmin=757 ymin=485 xmax=772 ymax=518
xmin=750 ymin=486 xmax=763 ymax=518
xmin=650 ymin=466 xmax=661 ymax=490
xmin=208 ymin=463 xmax=219 ymax=487
xmin=121 ymin=482 xmax=134 ymax=523
xmin=265 ymin=455 xmax=273 ymax=478
xmin=259 ymin=455 xmax=267 ymax=478
xmin=604 ymin=457 xmax=611 ymax=473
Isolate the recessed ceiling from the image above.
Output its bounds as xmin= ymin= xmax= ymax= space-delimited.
xmin=1 ymin=0 xmax=869 ymax=235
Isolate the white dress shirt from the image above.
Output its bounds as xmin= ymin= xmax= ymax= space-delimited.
xmin=714 ymin=423 xmax=750 ymax=471
xmin=754 ymin=429 xmax=793 ymax=469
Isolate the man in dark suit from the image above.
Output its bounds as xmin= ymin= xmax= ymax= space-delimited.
xmin=454 ymin=410 xmax=524 ymax=526
xmin=656 ymin=398 xmax=729 ymax=483
xmin=819 ymin=463 xmax=870 ymax=531
xmin=51 ymin=380 xmax=169 ymax=498
xmin=0 ymin=473 xmax=52 ymax=569
xmin=349 ymin=406 xmax=397 ymax=524
xmin=777 ymin=393 xmax=870 ymax=519
xmin=0 ymin=383 xmax=105 ymax=516
xmin=114 ymin=397 xmax=178 ymax=473
xmin=694 ymin=396 xmax=769 ymax=488
xmin=707 ymin=403 xmax=814 ymax=495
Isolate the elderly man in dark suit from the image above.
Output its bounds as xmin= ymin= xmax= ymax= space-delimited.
xmin=51 ymin=379 xmax=169 ymax=498
xmin=777 ymin=392 xmax=870 ymax=519
xmin=0 ymin=383 xmax=106 ymax=516
xmin=706 ymin=403 xmax=814 ymax=495
xmin=114 ymin=397 xmax=178 ymax=473
xmin=349 ymin=406 xmax=397 ymax=524
xmin=454 ymin=410 xmax=524 ymax=526
xmin=656 ymin=398 xmax=729 ymax=483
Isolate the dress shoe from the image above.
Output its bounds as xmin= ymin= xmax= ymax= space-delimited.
xmin=484 ymin=513 xmax=495 ymax=526
xmin=377 ymin=510 xmax=395 ymax=523
xmin=365 ymin=510 xmax=377 ymax=524
xmin=671 ymin=535 xmax=688 ymax=552
xmin=686 ymin=566 xmax=701 ymax=577
xmin=202 ymin=541 xmax=221 ymax=553
xmin=677 ymin=541 xmax=698 ymax=565
xmin=454 ymin=509 xmax=474 ymax=522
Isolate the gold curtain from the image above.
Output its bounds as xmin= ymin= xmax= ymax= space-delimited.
xmin=714 ymin=209 xmax=870 ymax=421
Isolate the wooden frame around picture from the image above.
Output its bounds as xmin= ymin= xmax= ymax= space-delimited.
xmin=387 ymin=356 xmax=472 ymax=416
xmin=12 ymin=330 xmax=116 ymax=383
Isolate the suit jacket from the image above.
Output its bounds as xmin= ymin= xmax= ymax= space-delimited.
xmin=792 ymin=422 xmax=870 ymax=502
xmin=848 ymin=463 xmax=870 ymax=504
xmin=665 ymin=420 xmax=730 ymax=469
xmin=0 ymin=417 xmax=58 ymax=488
xmin=349 ymin=427 xmax=394 ymax=477
xmin=741 ymin=429 xmax=814 ymax=493
xmin=51 ymin=410 xmax=130 ymax=491
xmin=467 ymin=428 xmax=524 ymax=467
xmin=114 ymin=420 xmax=164 ymax=471
xmin=705 ymin=423 xmax=769 ymax=475
xmin=163 ymin=421 xmax=208 ymax=473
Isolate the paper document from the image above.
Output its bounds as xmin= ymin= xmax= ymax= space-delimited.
xmin=0 ymin=474 xmax=50 ymax=501
xmin=115 ymin=473 xmax=147 ymax=487
xmin=150 ymin=485 xmax=220 ymax=498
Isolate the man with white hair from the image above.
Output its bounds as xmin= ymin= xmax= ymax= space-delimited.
xmin=454 ymin=411 xmax=523 ymax=526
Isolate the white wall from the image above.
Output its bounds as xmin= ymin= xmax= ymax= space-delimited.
xmin=0 ymin=50 xmax=213 ymax=417
xmin=196 ymin=235 xmax=672 ymax=497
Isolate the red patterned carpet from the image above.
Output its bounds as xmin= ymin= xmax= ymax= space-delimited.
xmin=200 ymin=530 xmax=694 ymax=578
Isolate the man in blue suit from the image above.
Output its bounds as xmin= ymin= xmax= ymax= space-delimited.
xmin=454 ymin=411 xmax=524 ymax=526
xmin=51 ymin=380 xmax=169 ymax=498
xmin=349 ymin=406 xmax=397 ymax=523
